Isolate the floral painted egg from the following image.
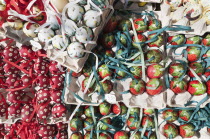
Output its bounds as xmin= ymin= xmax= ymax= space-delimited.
xmin=169 ymin=63 xmax=185 ymax=78
xmin=21 ymin=75 xmax=32 ymax=87
xmin=188 ymin=80 xmax=206 ymax=95
xmin=112 ymin=102 xmax=127 ymax=115
xmin=37 ymin=104 xmax=52 ymax=121
xmin=67 ymin=42 xmax=85 ymax=59
xmin=21 ymin=103 xmax=35 ymax=122
xmin=168 ymin=34 xmax=185 ymax=45
xmin=101 ymin=33 xmax=116 ymax=49
xmin=141 ymin=116 xmax=155 ymax=128
xmin=52 ymin=103 xmax=66 ymax=118
xmin=179 ymin=124 xmax=196 ymax=138
xmin=33 ymin=58 xmax=49 ymax=74
xmin=165 ymin=0 xmax=183 ymax=11
xmin=148 ymin=34 xmax=163 ymax=47
xmin=50 ymin=75 xmax=64 ymax=89
xmin=99 ymin=101 xmax=111 ymax=115
xmin=148 ymin=19 xmax=161 ymax=31
xmin=37 ymin=88 xmax=50 ymax=104
xmin=5 ymin=74 xmax=20 ymax=88
xmin=52 ymin=35 xmax=69 ymax=49
xmin=179 ymin=110 xmax=193 ymax=121
xmin=143 ymin=109 xmax=155 ymax=115
xmin=70 ymin=117 xmax=83 ymax=131
xmin=127 ymin=116 xmax=140 ymax=130
xmin=67 ymin=4 xmax=85 ymax=22
xmin=118 ymin=19 xmax=132 ymax=31
xmin=56 ymin=122 xmax=68 ymax=131
xmin=133 ymin=18 xmax=147 ymax=33
xmin=84 ymin=118 xmax=94 ymax=131
xmin=50 ymin=90 xmax=62 ymax=104
xmin=132 ymin=131 xmax=141 ymax=139
xmin=132 ymin=34 xmax=147 ymax=48
xmin=19 ymin=45 xmax=35 ymax=59
xmin=163 ymin=123 xmax=178 ymax=138
xmin=147 ymin=64 xmax=164 ymax=78
xmin=84 ymin=10 xmax=101 ymax=28
xmin=0 ymin=0 xmax=6 ymax=11
xmin=23 ymin=22 xmax=39 ymax=38
xmin=97 ymin=80 xmax=113 ymax=94
xmin=114 ymin=131 xmax=129 ymax=139
xmin=63 ymin=19 xmax=77 ymax=36
xmin=170 ymin=78 xmax=187 ymax=94
xmin=8 ymin=103 xmax=21 ymax=118
xmin=129 ymin=79 xmax=145 ymax=95
xmin=3 ymin=63 xmax=20 ymax=75
xmin=70 ymin=132 xmax=83 ymax=139
xmin=187 ymin=46 xmax=201 ymax=62
xmin=38 ymin=28 xmax=55 ymax=43
xmin=82 ymin=77 xmax=96 ymax=94
xmin=35 ymin=75 xmax=49 ymax=88
xmin=186 ymin=36 xmax=202 ymax=45
xmin=146 ymin=49 xmax=163 ymax=63
xmin=130 ymin=66 xmax=142 ymax=79
xmin=84 ymin=132 xmax=97 ymax=139
xmin=75 ymin=26 xmax=94 ymax=43
xmin=3 ymin=46 xmax=20 ymax=62
xmin=99 ymin=133 xmax=112 ymax=139
xmin=129 ymin=108 xmax=140 ymax=115
xmin=163 ymin=109 xmax=178 ymax=122
xmin=146 ymin=78 xmax=163 ymax=95
xmin=98 ymin=64 xmax=112 ymax=79
xmin=38 ymin=124 xmax=56 ymax=138
xmin=202 ymin=34 xmax=210 ymax=46
xmin=7 ymin=91 xmax=24 ymax=104
xmin=84 ymin=106 xmax=94 ymax=118
xmin=116 ymin=69 xmax=127 ymax=79
xmin=188 ymin=62 xmax=204 ymax=77
xmin=19 ymin=59 xmax=34 ymax=71
xmin=99 ymin=118 xmax=111 ymax=130
xmin=91 ymin=0 xmax=109 ymax=10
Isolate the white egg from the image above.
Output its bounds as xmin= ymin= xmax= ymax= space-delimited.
xmin=67 ymin=42 xmax=85 ymax=59
xmin=66 ymin=4 xmax=85 ymax=22
xmin=63 ymin=19 xmax=77 ymax=36
xmin=38 ymin=28 xmax=55 ymax=43
xmin=75 ymin=26 xmax=93 ymax=43
xmin=84 ymin=10 xmax=101 ymax=28
xmin=52 ymin=35 xmax=70 ymax=49
xmin=23 ymin=22 xmax=40 ymax=38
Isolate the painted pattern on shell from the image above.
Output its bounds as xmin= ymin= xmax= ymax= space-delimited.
xmin=67 ymin=42 xmax=85 ymax=59
xmin=67 ymin=4 xmax=85 ymax=22
xmin=84 ymin=10 xmax=101 ymax=28
xmin=75 ymin=26 xmax=94 ymax=43
xmin=38 ymin=28 xmax=55 ymax=43
xmin=52 ymin=35 xmax=69 ymax=49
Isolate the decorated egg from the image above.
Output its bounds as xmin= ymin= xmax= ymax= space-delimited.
xmin=99 ymin=133 xmax=112 ymax=139
xmin=50 ymin=75 xmax=64 ymax=89
xmin=70 ymin=117 xmax=83 ymax=131
xmin=170 ymin=78 xmax=187 ymax=94
xmin=98 ymin=64 xmax=112 ymax=79
xmin=143 ymin=109 xmax=155 ymax=115
xmin=132 ymin=34 xmax=147 ymax=48
xmin=56 ymin=131 xmax=68 ymax=139
xmin=146 ymin=78 xmax=163 ymax=95
xmin=52 ymin=35 xmax=69 ymax=49
xmin=50 ymin=90 xmax=62 ymax=104
xmin=37 ymin=89 xmax=50 ymax=104
xmin=169 ymin=63 xmax=185 ymax=78
xmin=3 ymin=46 xmax=20 ymax=62
xmin=183 ymin=3 xmax=202 ymax=21
xmin=104 ymin=15 xmax=119 ymax=33
xmin=84 ymin=118 xmax=94 ymax=131
xmin=149 ymin=19 xmax=162 ymax=31
xmin=146 ymin=49 xmax=163 ymax=63
xmin=127 ymin=116 xmax=140 ymax=130
xmin=84 ymin=10 xmax=101 ymax=28
xmin=186 ymin=36 xmax=202 ymax=44
xmin=30 ymin=5 xmax=45 ymax=21
xmin=203 ymin=9 xmax=210 ymax=25
xmin=147 ymin=64 xmax=164 ymax=78
xmin=130 ymin=66 xmax=142 ymax=79
xmin=168 ymin=34 xmax=185 ymax=45
xmin=8 ymin=103 xmax=21 ymax=118
xmin=38 ymin=124 xmax=56 ymax=138
xmin=49 ymin=61 xmax=65 ymax=75
xmin=114 ymin=131 xmax=129 ymax=139
xmin=52 ymin=103 xmax=66 ymax=118
xmin=129 ymin=108 xmax=140 ymax=115
xmin=118 ymin=19 xmax=132 ymax=31
xmin=99 ymin=101 xmax=111 ymax=115
xmin=129 ymin=79 xmax=145 ymax=95
xmin=97 ymin=80 xmax=113 ymax=94
xmin=188 ymin=80 xmax=206 ymax=95
xmin=163 ymin=109 xmax=178 ymax=122
xmin=37 ymin=104 xmax=52 ymax=120
xmin=7 ymin=91 xmax=24 ymax=104
xmin=82 ymin=66 xmax=92 ymax=77
xmin=56 ymin=122 xmax=68 ymax=131
xmin=91 ymin=0 xmax=109 ymax=10
xmin=19 ymin=59 xmax=34 ymax=71
xmin=179 ymin=124 xmax=196 ymax=138
xmin=187 ymin=46 xmax=201 ymax=62
xmin=21 ymin=104 xmax=35 ymax=122
xmin=23 ymin=22 xmax=40 ymax=38
xmin=67 ymin=42 xmax=85 ymax=59
xmin=0 ymin=101 xmax=7 ymax=117
xmin=101 ymin=33 xmax=116 ymax=49
xmin=82 ymin=77 xmax=96 ymax=94
xmin=34 ymin=58 xmax=49 ymax=74
xmin=163 ymin=123 xmax=178 ymax=138
xmin=67 ymin=4 xmax=85 ymax=22
xmin=84 ymin=106 xmax=93 ymax=118
xmin=148 ymin=34 xmax=163 ymax=47
xmin=202 ymin=34 xmax=210 ymax=46
xmin=63 ymin=19 xmax=77 ymax=36
xmin=99 ymin=118 xmax=111 ymax=130
xmin=188 ymin=62 xmax=204 ymax=77
xmin=84 ymin=132 xmax=97 ymax=139
xmin=133 ymin=18 xmax=147 ymax=33
xmin=19 ymin=45 xmax=35 ymax=59
xmin=112 ymin=103 xmax=127 ymax=115
xmin=75 ymin=26 xmax=94 ymax=43
xmin=38 ymin=28 xmax=55 ymax=43
xmin=3 ymin=63 xmax=20 ymax=75
xmin=21 ymin=75 xmax=32 ymax=87
xmin=35 ymin=75 xmax=50 ymax=88
xmin=70 ymin=132 xmax=83 ymax=139
xmin=179 ymin=110 xmax=193 ymax=121
xmin=141 ymin=116 xmax=155 ymax=128
xmin=5 ymin=74 xmax=20 ymax=88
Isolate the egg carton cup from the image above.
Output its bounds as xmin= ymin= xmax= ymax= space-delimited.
xmin=47 ymin=0 xmax=115 ymax=73
xmin=158 ymin=116 xmax=202 ymax=139
xmin=160 ymin=3 xmax=210 ymax=36
xmin=165 ymin=39 xmax=210 ymax=108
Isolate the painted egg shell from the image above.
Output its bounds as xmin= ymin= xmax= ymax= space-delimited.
xmin=75 ymin=26 xmax=94 ymax=43
xmin=38 ymin=28 xmax=55 ymax=43
xmin=3 ymin=46 xmax=20 ymax=62
xmin=67 ymin=42 xmax=85 ymax=59
xmin=35 ymin=75 xmax=50 ymax=88
xmin=33 ymin=58 xmax=49 ymax=74
xmin=37 ymin=88 xmax=50 ymax=104
xmin=84 ymin=10 xmax=101 ymax=28
xmin=38 ymin=124 xmax=56 ymax=137
xmin=52 ymin=35 xmax=69 ymax=49
xmin=56 ymin=131 xmax=68 ymax=139
xmin=21 ymin=104 xmax=35 ymax=122
xmin=63 ymin=19 xmax=77 ymax=36
xmin=50 ymin=90 xmax=62 ymax=104
xmin=183 ymin=4 xmax=202 ymax=21
xmin=7 ymin=91 xmax=24 ymax=104
xmin=19 ymin=45 xmax=35 ymax=59
xmin=5 ymin=74 xmax=20 ymax=88
xmin=52 ymin=103 xmax=67 ymax=118
xmin=50 ymin=75 xmax=64 ymax=89
xmin=0 ymin=101 xmax=7 ymax=117
xmin=56 ymin=122 xmax=68 ymax=131
xmin=37 ymin=104 xmax=52 ymax=120
xmin=8 ymin=103 xmax=22 ymax=118
xmin=23 ymin=22 xmax=39 ymax=38
xmin=49 ymin=61 xmax=65 ymax=75
xmin=91 ymin=0 xmax=109 ymax=10
xmin=3 ymin=63 xmax=20 ymax=75
xmin=67 ymin=4 xmax=85 ymax=22
xmin=21 ymin=75 xmax=32 ymax=87
xmin=18 ymin=59 xmax=34 ymax=71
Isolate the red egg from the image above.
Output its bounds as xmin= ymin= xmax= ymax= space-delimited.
xmin=50 ymin=75 xmax=64 ymax=89
xmin=50 ymin=90 xmax=62 ymax=104
xmin=3 ymin=46 xmax=20 ymax=61
xmin=19 ymin=45 xmax=35 ymax=59
xmin=36 ymin=88 xmax=51 ymax=104
xmin=52 ymin=103 xmax=66 ymax=118
xmin=21 ymin=104 xmax=35 ymax=122
xmin=8 ymin=103 xmax=22 ymax=118
xmin=37 ymin=104 xmax=52 ymax=120
xmin=35 ymin=75 xmax=50 ymax=88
